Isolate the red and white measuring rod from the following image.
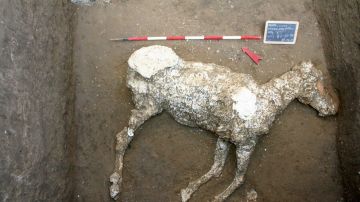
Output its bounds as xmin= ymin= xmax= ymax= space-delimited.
xmin=110 ymin=35 xmax=261 ymax=41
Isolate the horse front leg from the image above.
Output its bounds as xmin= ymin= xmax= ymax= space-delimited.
xmin=181 ymin=138 xmax=230 ymax=202
xmin=212 ymin=138 xmax=256 ymax=202
xmin=109 ymin=104 xmax=160 ymax=199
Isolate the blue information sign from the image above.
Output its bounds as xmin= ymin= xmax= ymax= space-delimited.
xmin=264 ymin=21 xmax=299 ymax=44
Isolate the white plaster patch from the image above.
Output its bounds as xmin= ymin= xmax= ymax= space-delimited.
xmin=127 ymin=128 xmax=134 ymax=137
xmin=219 ymin=141 xmax=227 ymax=150
xmin=246 ymin=189 xmax=258 ymax=201
xmin=232 ymin=88 xmax=257 ymax=120
xmin=128 ymin=45 xmax=180 ymax=78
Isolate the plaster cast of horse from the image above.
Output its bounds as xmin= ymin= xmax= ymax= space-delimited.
xmin=109 ymin=45 xmax=339 ymax=202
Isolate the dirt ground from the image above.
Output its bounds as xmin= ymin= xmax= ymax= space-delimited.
xmin=73 ymin=0 xmax=342 ymax=201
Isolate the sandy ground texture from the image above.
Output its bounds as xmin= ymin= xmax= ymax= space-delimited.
xmin=72 ymin=0 xmax=342 ymax=201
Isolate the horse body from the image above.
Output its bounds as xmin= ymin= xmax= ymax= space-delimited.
xmin=110 ymin=45 xmax=338 ymax=202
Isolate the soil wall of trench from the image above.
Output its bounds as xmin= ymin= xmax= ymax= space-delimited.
xmin=314 ymin=0 xmax=360 ymax=200
xmin=0 ymin=1 xmax=75 ymax=201
xmin=0 ymin=0 xmax=359 ymax=201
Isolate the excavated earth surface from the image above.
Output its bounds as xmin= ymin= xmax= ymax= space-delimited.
xmin=73 ymin=0 xmax=343 ymax=201
xmin=1 ymin=0 xmax=359 ymax=202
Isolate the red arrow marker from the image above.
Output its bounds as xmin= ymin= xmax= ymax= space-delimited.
xmin=242 ymin=47 xmax=262 ymax=65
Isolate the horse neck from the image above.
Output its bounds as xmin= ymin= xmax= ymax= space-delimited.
xmin=261 ymin=69 xmax=305 ymax=111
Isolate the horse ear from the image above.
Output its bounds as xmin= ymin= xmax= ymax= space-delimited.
xmin=292 ymin=61 xmax=314 ymax=73
xmin=293 ymin=61 xmax=325 ymax=82
xmin=300 ymin=61 xmax=315 ymax=73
